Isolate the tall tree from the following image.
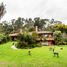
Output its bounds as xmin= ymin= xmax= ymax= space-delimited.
xmin=2 ymin=21 xmax=13 ymax=34
xmin=25 ymin=18 xmax=34 ymax=27
xmin=53 ymin=31 xmax=63 ymax=45
xmin=0 ymin=2 xmax=6 ymax=20
xmin=34 ymin=17 xmax=40 ymax=28
xmin=34 ymin=17 xmax=46 ymax=30
xmin=15 ymin=17 xmax=24 ymax=30
xmin=11 ymin=19 xmax=16 ymax=32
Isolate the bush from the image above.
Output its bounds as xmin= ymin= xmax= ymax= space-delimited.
xmin=58 ymin=41 xmax=66 ymax=45
xmin=16 ymin=41 xmax=28 ymax=49
xmin=64 ymin=38 xmax=67 ymax=42
xmin=53 ymin=31 xmax=63 ymax=45
xmin=0 ymin=34 xmax=9 ymax=44
xmin=16 ymin=34 xmax=41 ymax=49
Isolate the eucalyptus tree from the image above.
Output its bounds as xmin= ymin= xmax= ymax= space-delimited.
xmin=45 ymin=19 xmax=62 ymax=31
xmin=2 ymin=21 xmax=13 ymax=34
xmin=0 ymin=2 xmax=6 ymax=20
xmin=0 ymin=3 xmax=6 ymax=33
xmin=14 ymin=17 xmax=24 ymax=31
xmin=11 ymin=19 xmax=16 ymax=32
xmin=0 ymin=23 xmax=3 ymax=33
xmin=34 ymin=17 xmax=46 ymax=30
xmin=34 ymin=17 xmax=40 ymax=28
xmin=24 ymin=18 xmax=34 ymax=31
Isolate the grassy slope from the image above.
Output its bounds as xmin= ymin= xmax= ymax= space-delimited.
xmin=0 ymin=42 xmax=67 ymax=67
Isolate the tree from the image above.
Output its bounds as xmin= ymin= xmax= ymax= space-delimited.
xmin=0 ymin=3 xmax=6 ymax=33
xmin=53 ymin=24 xmax=67 ymax=33
xmin=34 ymin=17 xmax=46 ymax=30
xmin=11 ymin=19 xmax=16 ymax=32
xmin=25 ymin=18 xmax=33 ymax=27
xmin=13 ymin=17 xmax=24 ymax=32
xmin=40 ymin=19 xmax=46 ymax=30
xmin=34 ymin=17 xmax=40 ymax=28
xmin=53 ymin=31 xmax=63 ymax=45
xmin=2 ymin=21 xmax=13 ymax=34
xmin=50 ymin=19 xmax=54 ymax=24
xmin=0 ymin=2 xmax=6 ymax=20
xmin=0 ymin=23 xmax=3 ymax=32
xmin=24 ymin=18 xmax=34 ymax=32
xmin=46 ymin=19 xmax=63 ymax=32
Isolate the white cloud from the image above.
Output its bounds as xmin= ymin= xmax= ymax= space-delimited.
xmin=0 ymin=0 xmax=67 ymax=24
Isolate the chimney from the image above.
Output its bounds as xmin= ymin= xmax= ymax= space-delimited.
xmin=19 ymin=29 xmax=22 ymax=33
xmin=35 ymin=26 xmax=38 ymax=32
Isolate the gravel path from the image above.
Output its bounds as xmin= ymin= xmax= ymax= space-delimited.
xmin=11 ymin=45 xmax=18 ymax=50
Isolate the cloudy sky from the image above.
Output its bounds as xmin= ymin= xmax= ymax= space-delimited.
xmin=0 ymin=0 xmax=67 ymax=24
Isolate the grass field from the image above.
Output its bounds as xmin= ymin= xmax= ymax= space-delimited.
xmin=0 ymin=42 xmax=67 ymax=67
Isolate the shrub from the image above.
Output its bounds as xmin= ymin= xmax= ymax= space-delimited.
xmin=64 ymin=38 xmax=67 ymax=42
xmin=53 ymin=31 xmax=63 ymax=45
xmin=58 ymin=41 xmax=66 ymax=45
xmin=16 ymin=41 xmax=28 ymax=49
xmin=0 ymin=34 xmax=9 ymax=44
xmin=16 ymin=34 xmax=41 ymax=49
xmin=28 ymin=27 xmax=34 ymax=32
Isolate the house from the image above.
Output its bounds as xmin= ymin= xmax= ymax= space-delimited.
xmin=35 ymin=26 xmax=54 ymax=45
xmin=9 ymin=29 xmax=23 ymax=41
xmin=9 ymin=26 xmax=54 ymax=45
xmin=9 ymin=33 xmax=19 ymax=41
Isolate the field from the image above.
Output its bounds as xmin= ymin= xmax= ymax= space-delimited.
xmin=0 ymin=42 xmax=67 ymax=67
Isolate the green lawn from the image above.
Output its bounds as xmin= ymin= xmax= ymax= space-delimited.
xmin=0 ymin=42 xmax=67 ymax=67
